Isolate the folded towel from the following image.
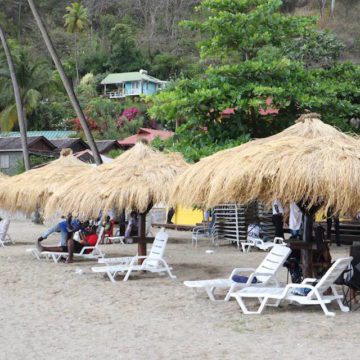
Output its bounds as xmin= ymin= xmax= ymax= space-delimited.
xmin=232 ymin=275 xmax=258 ymax=284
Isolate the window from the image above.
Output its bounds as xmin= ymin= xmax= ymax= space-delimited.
xmin=0 ymin=154 xmax=10 ymax=169
xmin=132 ymin=81 xmax=139 ymax=90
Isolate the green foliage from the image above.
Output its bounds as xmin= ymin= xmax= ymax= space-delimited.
xmin=15 ymin=154 xmax=54 ymax=174
xmin=64 ymin=2 xmax=88 ymax=34
xmin=107 ymin=149 xmax=124 ymax=159
xmin=149 ymin=0 xmax=360 ymax=161
xmin=283 ymin=30 xmax=345 ymax=67
xmin=0 ymin=45 xmax=61 ymax=131
xmin=107 ymin=23 xmax=148 ymax=72
xmin=152 ymin=133 xmax=250 ymax=163
xmin=184 ymin=0 xmax=315 ymax=62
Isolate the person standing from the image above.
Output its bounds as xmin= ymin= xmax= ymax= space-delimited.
xmin=289 ymin=202 xmax=302 ymax=239
xmin=272 ymin=200 xmax=284 ymax=239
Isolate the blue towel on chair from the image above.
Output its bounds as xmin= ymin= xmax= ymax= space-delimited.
xmin=232 ymin=275 xmax=258 ymax=284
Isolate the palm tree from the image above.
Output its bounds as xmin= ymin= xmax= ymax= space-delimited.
xmin=27 ymin=0 xmax=102 ymax=165
xmin=64 ymin=2 xmax=88 ymax=85
xmin=0 ymin=49 xmax=53 ymax=131
xmin=0 ymin=26 xmax=30 ymax=170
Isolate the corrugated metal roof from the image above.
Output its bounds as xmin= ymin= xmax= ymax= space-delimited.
xmin=101 ymin=71 xmax=166 ymax=85
xmin=0 ymin=131 xmax=77 ymax=139
xmin=95 ymin=140 xmax=119 ymax=153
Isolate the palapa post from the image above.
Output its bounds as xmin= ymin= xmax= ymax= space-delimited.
xmin=173 ymin=113 xmax=360 ymax=277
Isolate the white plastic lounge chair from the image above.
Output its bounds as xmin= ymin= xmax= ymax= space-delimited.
xmin=184 ymin=245 xmax=291 ymax=302
xmin=231 ymin=257 xmax=353 ymax=316
xmin=40 ymin=227 xmax=106 ymax=263
xmin=92 ymin=228 xmax=176 ymax=282
xmin=242 ymin=236 xmax=285 ymax=252
xmin=0 ymin=219 xmax=13 ymax=247
xmin=192 ymin=222 xmax=216 ymax=246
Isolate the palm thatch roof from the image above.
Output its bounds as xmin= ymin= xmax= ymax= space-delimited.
xmin=173 ymin=114 xmax=360 ymax=215
xmin=44 ymin=142 xmax=189 ymax=219
xmin=0 ymin=149 xmax=92 ymax=214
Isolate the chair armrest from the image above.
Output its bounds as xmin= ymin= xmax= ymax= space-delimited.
xmin=130 ymin=255 xmax=148 ymax=265
xmin=248 ymin=272 xmax=277 ymax=283
xmin=301 ymin=278 xmax=317 ymax=284
xmin=229 ymin=268 xmax=256 ymax=278
xmin=79 ymin=246 xmax=95 ymax=255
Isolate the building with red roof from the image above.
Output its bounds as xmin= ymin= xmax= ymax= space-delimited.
xmin=118 ymin=128 xmax=174 ymax=149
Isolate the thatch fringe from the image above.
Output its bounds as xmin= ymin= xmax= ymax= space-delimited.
xmin=172 ymin=115 xmax=360 ymax=216
xmin=0 ymin=154 xmax=92 ymax=214
xmin=44 ymin=142 xmax=188 ymax=219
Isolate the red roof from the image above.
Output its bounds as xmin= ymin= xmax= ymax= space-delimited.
xmin=118 ymin=128 xmax=174 ymax=147
xmin=221 ymin=97 xmax=279 ymax=117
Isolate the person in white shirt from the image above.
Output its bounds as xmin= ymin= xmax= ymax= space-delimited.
xmin=272 ymin=200 xmax=284 ymax=238
xmin=289 ymin=202 xmax=302 ymax=239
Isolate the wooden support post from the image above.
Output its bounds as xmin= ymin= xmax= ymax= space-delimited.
xmin=138 ymin=213 xmax=147 ymax=264
xmin=302 ymin=210 xmax=315 ymax=278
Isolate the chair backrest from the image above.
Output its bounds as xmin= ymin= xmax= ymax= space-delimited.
xmin=0 ymin=219 xmax=10 ymax=241
xmin=348 ymin=246 xmax=360 ymax=290
xmin=95 ymin=226 xmax=105 ymax=247
xmin=255 ymin=245 xmax=291 ymax=283
xmin=144 ymin=228 xmax=169 ymax=269
xmin=310 ymin=257 xmax=353 ymax=297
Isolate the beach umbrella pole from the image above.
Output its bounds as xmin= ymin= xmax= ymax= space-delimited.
xmin=300 ymin=206 xmax=319 ymax=278
xmin=302 ymin=212 xmax=314 ymax=278
xmin=138 ymin=213 xmax=147 ymax=264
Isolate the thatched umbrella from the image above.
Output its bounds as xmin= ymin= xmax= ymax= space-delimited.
xmin=173 ymin=114 xmax=360 ymax=274
xmin=173 ymin=113 xmax=359 ymax=213
xmin=45 ymin=142 xmax=189 ymax=256
xmin=0 ymin=149 xmax=92 ymax=214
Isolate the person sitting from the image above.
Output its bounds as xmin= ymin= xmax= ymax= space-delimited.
xmin=37 ymin=215 xmax=88 ymax=263
xmin=102 ymin=216 xmax=114 ymax=243
xmin=66 ymin=224 xmax=99 ymax=263
xmin=37 ymin=214 xmax=84 ymax=250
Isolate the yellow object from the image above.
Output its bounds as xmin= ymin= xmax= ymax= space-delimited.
xmin=173 ymin=205 xmax=203 ymax=226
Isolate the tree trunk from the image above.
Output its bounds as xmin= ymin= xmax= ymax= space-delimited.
xmin=27 ymin=0 xmax=102 ymax=165
xmin=330 ymin=0 xmax=336 ymax=17
xmin=0 ymin=26 xmax=31 ymax=171
xmin=74 ymin=32 xmax=79 ymax=86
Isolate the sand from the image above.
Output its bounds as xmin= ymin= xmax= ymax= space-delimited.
xmin=0 ymin=219 xmax=359 ymax=360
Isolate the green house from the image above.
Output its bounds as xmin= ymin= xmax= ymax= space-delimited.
xmin=101 ymin=70 xmax=167 ymax=99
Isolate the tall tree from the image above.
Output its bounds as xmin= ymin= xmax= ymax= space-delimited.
xmin=64 ymin=2 xmax=88 ymax=85
xmin=26 ymin=0 xmax=102 ymax=165
xmin=0 ymin=26 xmax=30 ymax=170
xmin=0 ymin=48 xmax=54 ymax=131
xmin=149 ymin=0 xmax=360 ymax=162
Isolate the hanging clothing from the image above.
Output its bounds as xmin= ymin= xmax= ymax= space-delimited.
xmin=289 ymin=202 xmax=302 ymax=231
xmin=272 ymin=200 xmax=284 ymax=215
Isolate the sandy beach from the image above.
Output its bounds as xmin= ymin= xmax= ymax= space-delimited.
xmin=1 ymin=219 xmax=359 ymax=360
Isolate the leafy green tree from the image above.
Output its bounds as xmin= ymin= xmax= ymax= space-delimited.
xmin=64 ymin=2 xmax=89 ymax=84
xmin=149 ymin=0 xmax=360 ymax=161
xmin=0 ymin=47 xmax=57 ymax=131
xmin=108 ymin=23 xmax=147 ymax=72
xmin=283 ymin=30 xmax=344 ymax=68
